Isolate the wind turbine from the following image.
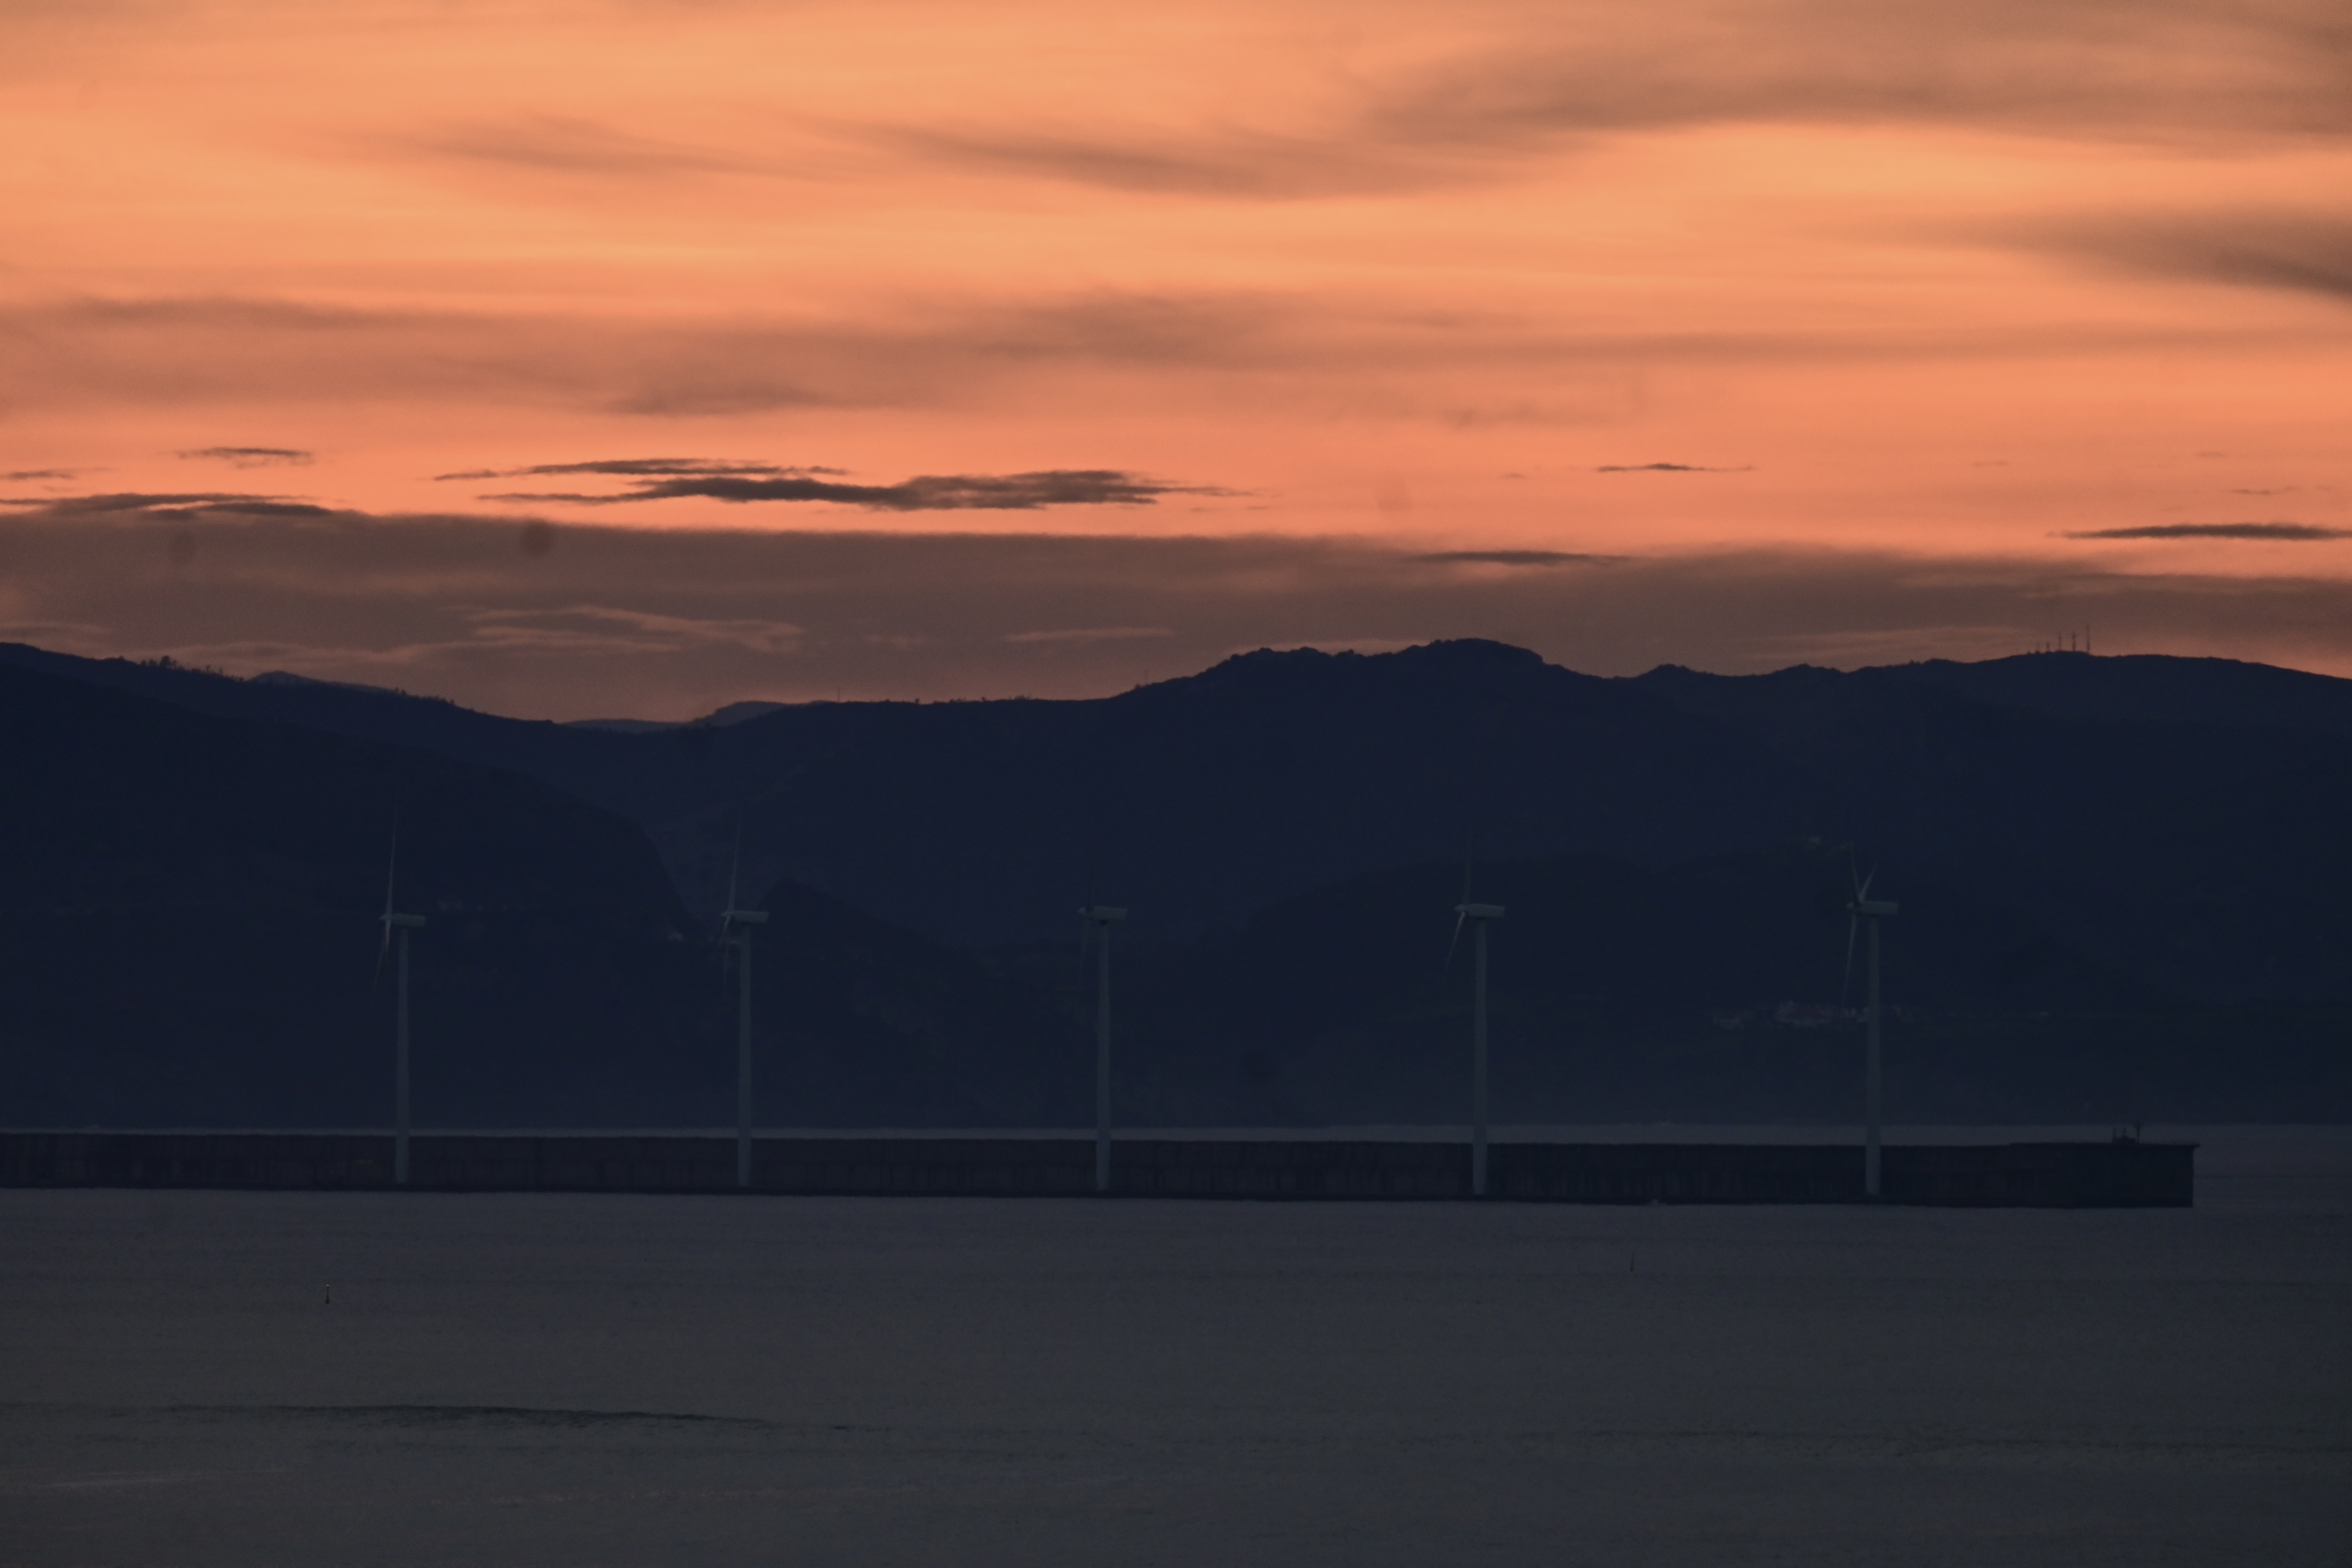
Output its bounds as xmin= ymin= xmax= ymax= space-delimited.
xmin=375 ymin=815 xmax=426 ymax=1187
xmin=719 ymin=830 xmax=768 ymax=1190
xmin=1842 ymin=856 xmax=1899 ymax=1199
xmin=1079 ymin=878 xmax=1127 ymax=1194
xmin=1450 ymin=857 xmax=1505 ymax=1198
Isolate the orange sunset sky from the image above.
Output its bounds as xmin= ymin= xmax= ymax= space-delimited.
xmin=2 ymin=0 xmax=2347 ymax=718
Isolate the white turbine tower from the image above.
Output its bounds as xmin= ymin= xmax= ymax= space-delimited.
xmin=1450 ymin=860 xmax=1505 ymax=1198
xmin=1843 ymin=858 xmax=1899 ymax=1198
xmin=720 ymin=833 xmax=768 ymax=1190
xmin=374 ymin=817 xmax=425 ymax=1187
xmin=1079 ymin=895 xmax=1127 ymax=1194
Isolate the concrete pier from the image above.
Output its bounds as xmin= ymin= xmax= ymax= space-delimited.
xmin=0 ymin=1132 xmax=2194 ymax=1206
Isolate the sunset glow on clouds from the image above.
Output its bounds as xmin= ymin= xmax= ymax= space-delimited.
xmin=3 ymin=0 xmax=2346 ymax=715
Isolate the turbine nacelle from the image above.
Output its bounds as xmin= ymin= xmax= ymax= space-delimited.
xmin=381 ymin=913 xmax=426 ymax=929
xmin=1080 ymin=905 xmax=1127 ymax=922
xmin=1454 ymin=903 xmax=1506 ymax=920
xmin=1851 ymin=899 xmax=1898 ymax=917
xmin=722 ymin=909 xmax=770 ymax=926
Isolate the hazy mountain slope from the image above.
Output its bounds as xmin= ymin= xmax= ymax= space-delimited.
xmin=1890 ymin=651 xmax=2352 ymax=740
xmin=9 ymin=636 xmax=2351 ymax=1012
xmin=1630 ymin=662 xmax=2352 ymax=1003
xmin=1102 ymin=847 xmax=2350 ymax=1125
xmin=0 ymin=665 xmax=1083 ymax=1128
xmin=0 ymin=661 xmax=714 ymax=1126
xmin=0 ymin=642 xmax=700 ymax=824
xmin=740 ymin=878 xmax=1091 ymax=1128
xmin=675 ymin=640 xmax=1820 ymax=950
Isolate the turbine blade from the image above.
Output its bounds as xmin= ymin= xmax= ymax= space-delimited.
xmin=1447 ymin=908 xmax=1466 ymax=963
xmin=1841 ymin=914 xmax=1858 ymax=1008
xmin=725 ymin=821 xmax=741 ymax=913
xmin=381 ymin=810 xmax=400 ymax=921
xmin=1860 ymin=862 xmax=1879 ymax=901
xmin=1080 ymin=829 xmax=1099 ymax=954
xmin=371 ymin=803 xmax=398 ymax=1000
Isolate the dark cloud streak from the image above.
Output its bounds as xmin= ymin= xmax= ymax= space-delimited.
xmin=3 ymin=291 xmax=2304 ymax=429
xmin=397 ymin=114 xmax=770 ymax=179
xmin=0 ymin=491 xmax=312 ymax=514
xmin=855 ymin=122 xmax=1467 ymax=201
xmin=178 ymin=446 xmax=314 ymax=468
xmin=1413 ymin=550 xmax=1622 ymax=566
xmin=483 ymin=469 xmax=1223 ymax=512
xmin=841 ymin=2 xmax=2352 ymax=203
xmin=2063 ymin=522 xmax=2352 ymax=540
xmin=2026 ymin=212 xmax=2352 ymax=305
xmin=360 ymin=4 xmax=2352 ymax=220
xmin=1596 ymin=463 xmax=1752 ymax=473
xmin=438 ymin=458 xmax=848 ymax=482
xmin=1366 ymin=0 xmax=2352 ymax=155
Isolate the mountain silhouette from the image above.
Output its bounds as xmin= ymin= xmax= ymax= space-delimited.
xmin=5 ymin=638 xmax=2347 ymax=1125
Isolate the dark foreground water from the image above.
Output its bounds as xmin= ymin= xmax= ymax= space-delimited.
xmin=2 ymin=1127 xmax=2345 ymax=1566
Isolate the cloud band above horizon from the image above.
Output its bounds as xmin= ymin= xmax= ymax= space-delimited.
xmin=3 ymin=499 xmax=2348 ymax=721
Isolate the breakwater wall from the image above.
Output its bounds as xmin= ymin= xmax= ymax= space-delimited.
xmin=0 ymin=1133 xmax=2194 ymax=1206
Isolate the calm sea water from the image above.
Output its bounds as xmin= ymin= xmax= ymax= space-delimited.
xmin=3 ymin=1127 xmax=2344 ymax=1566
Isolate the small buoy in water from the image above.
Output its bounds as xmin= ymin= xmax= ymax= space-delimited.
xmin=1628 ymin=1252 xmax=1636 ymax=1274
xmin=324 ymin=1284 xmax=333 ymax=1306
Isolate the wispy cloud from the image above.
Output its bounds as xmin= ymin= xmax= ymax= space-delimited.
xmin=2062 ymin=522 xmax=2352 ymax=540
xmin=1004 ymin=626 xmax=1175 ymax=644
xmin=466 ymin=604 xmax=806 ymax=655
xmin=2024 ymin=211 xmax=2352 ymax=305
xmin=0 ymin=491 xmax=331 ymax=518
xmin=1364 ymin=0 xmax=2352 ymax=154
xmin=1413 ymin=550 xmax=1622 ymax=566
xmin=394 ymin=114 xmax=772 ymax=180
xmin=835 ymin=0 xmax=2352 ymax=204
xmin=855 ymin=121 xmax=1471 ymax=201
xmin=438 ymin=458 xmax=847 ymax=482
xmin=1 ymin=286 xmax=2287 ymax=438
xmin=483 ymin=469 xmax=1225 ymax=511
xmin=177 ymin=446 xmax=314 ymax=468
